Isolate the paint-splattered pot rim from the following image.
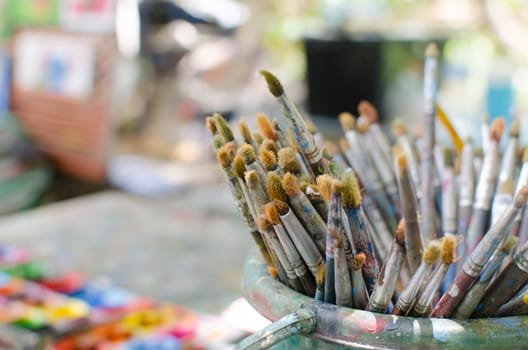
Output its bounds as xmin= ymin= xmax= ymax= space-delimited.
xmin=242 ymin=248 xmax=528 ymax=350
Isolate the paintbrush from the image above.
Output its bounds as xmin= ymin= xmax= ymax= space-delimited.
xmin=472 ymin=147 xmax=483 ymax=182
xmin=213 ymin=113 xmax=236 ymax=146
xmin=260 ymin=139 xmax=278 ymax=156
xmin=453 ymin=235 xmax=518 ymax=319
xmin=491 ymin=179 xmax=514 ymax=227
xmin=465 ymin=118 xmax=505 ymax=255
xmin=358 ymin=100 xmax=393 ymax=167
xmin=512 ymin=147 xmax=528 ymax=239
xmin=307 ymin=120 xmax=325 ymax=149
xmin=256 ymin=113 xmax=281 ymax=148
xmin=411 ymin=234 xmax=457 ymax=317
xmin=351 ymin=253 xmax=369 ymax=309
xmin=277 ymin=147 xmax=302 ymax=178
xmin=265 ymin=202 xmax=316 ymax=296
xmin=260 ymin=70 xmax=329 ymax=176
xmin=496 ymin=118 xmax=520 ymax=192
xmin=339 ymin=112 xmax=396 ymax=231
xmin=456 ymin=138 xmax=475 ymax=272
xmin=245 ymin=169 xmax=271 ymax=218
xmin=473 ymin=239 xmax=528 ymax=317
xmin=301 ymin=181 xmax=329 ymax=222
xmin=260 ymin=148 xmax=281 ymax=176
xmin=368 ymin=219 xmax=407 ymax=313
xmin=395 ymin=148 xmax=423 ymax=274
xmin=357 ymin=116 xmax=401 ymax=218
xmin=494 ymin=283 xmax=528 ymax=317
xmin=392 ymin=119 xmax=421 ymax=195
xmin=239 ymin=143 xmax=268 ymax=191
xmin=216 ymin=149 xmax=275 ymax=274
xmin=435 ymin=104 xmax=464 ymax=153
xmin=393 ymin=241 xmax=441 ymax=316
xmin=211 ymin=134 xmax=225 ymax=151
xmin=341 ymin=171 xmax=380 ymax=293
xmin=481 ymin=114 xmax=490 ymax=153
xmin=238 ymin=118 xmax=258 ymax=152
xmin=272 ymin=118 xmax=293 ymax=150
xmin=420 ymin=43 xmax=440 ymax=244
xmin=430 ymin=186 xmax=528 ymax=318
xmin=205 ymin=116 xmax=217 ymax=136
xmin=253 ymin=131 xmax=264 ymax=147
xmin=441 ymin=148 xmax=458 ymax=288
xmin=282 ymin=173 xmax=327 ymax=255
xmin=257 ymin=215 xmax=305 ymax=293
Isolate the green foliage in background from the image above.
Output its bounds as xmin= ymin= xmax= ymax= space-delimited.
xmin=0 ymin=0 xmax=59 ymax=39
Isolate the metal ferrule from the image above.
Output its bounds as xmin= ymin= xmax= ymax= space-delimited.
xmin=280 ymin=209 xmax=324 ymax=276
xmin=345 ymin=131 xmax=384 ymax=191
xmin=247 ymin=160 xmax=269 ymax=195
xmin=423 ymin=56 xmax=439 ymax=115
xmin=334 ymin=246 xmax=353 ymax=307
xmin=361 ymin=197 xmax=393 ymax=257
xmin=351 ymin=268 xmax=369 ymax=309
xmin=514 ymin=164 xmax=528 ymax=222
xmin=452 ymin=282 xmax=487 ymax=319
xmin=223 ymin=166 xmax=257 ymax=231
xmin=480 ymin=250 xmax=509 ymax=282
xmin=368 ymin=242 xmax=406 ymax=313
xmin=514 ymin=241 xmax=528 ymax=273
xmin=239 ymin=178 xmax=258 ymax=227
xmin=371 ymin=124 xmax=392 ymax=161
xmin=396 ymin=263 xmax=430 ymax=311
xmin=491 ymin=193 xmax=512 ymax=227
xmin=400 ymin=136 xmax=421 ymax=192
xmin=246 ymin=176 xmax=270 ymax=216
xmin=442 ymin=167 xmax=458 ymax=233
xmin=272 ymin=223 xmax=308 ymax=279
xmin=458 ymin=142 xmax=475 ymax=208
xmin=466 ymin=201 xmax=521 ymax=274
xmin=498 ymin=138 xmax=518 ymax=184
xmin=474 ymin=142 xmax=500 ymax=210
xmin=414 ymin=263 xmax=448 ymax=315
xmin=398 ymin=167 xmax=419 ymax=225
xmin=363 ymin=133 xmax=395 ymax=188
xmin=289 ymin=193 xmax=326 ymax=255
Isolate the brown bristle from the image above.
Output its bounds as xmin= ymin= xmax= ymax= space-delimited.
xmin=274 ymin=199 xmax=289 ymax=216
xmin=423 ymin=241 xmax=441 ymax=264
xmin=232 ymin=155 xmax=246 ymax=178
xmin=331 ymin=179 xmax=342 ymax=194
xmin=341 ymin=172 xmax=361 ymax=208
xmin=266 ymin=173 xmax=288 ymax=202
xmin=282 ymin=172 xmax=301 ymax=197
xmin=322 ymin=147 xmax=333 ymax=161
xmin=315 ymin=264 xmax=326 ymax=286
xmin=489 ymin=117 xmax=505 ymax=142
xmin=356 ymin=116 xmax=371 ymax=134
xmin=454 ymin=157 xmax=461 ymax=174
xmin=213 ymin=113 xmax=234 ymax=142
xmin=509 ymin=118 xmax=520 ymax=138
xmin=440 ymin=234 xmax=457 ymax=264
xmin=339 ymin=138 xmax=350 ymax=152
xmin=223 ymin=141 xmax=236 ymax=156
xmin=216 ymin=148 xmax=232 ymax=168
xmin=259 ymin=70 xmax=284 ymax=97
xmin=523 ymin=147 xmax=528 ymax=163
xmin=358 ymin=100 xmax=379 ymax=123
xmin=237 ymin=118 xmax=253 ymax=144
xmin=261 ymin=139 xmax=277 ymax=155
xmin=264 ymin=202 xmax=280 ymax=225
xmin=253 ymin=132 xmax=264 ymax=146
xmin=395 ymin=149 xmax=407 ymax=171
xmin=278 ymin=148 xmax=301 ymax=175
xmin=307 ymin=121 xmax=318 ymax=135
xmin=245 ymin=170 xmax=259 ymax=188
xmin=205 ymin=116 xmax=217 ymax=136
xmin=259 ymin=148 xmax=277 ymax=171
xmin=268 ymin=266 xmax=279 ymax=278
xmin=515 ymin=186 xmax=528 ymax=207
xmin=316 ymin=175 xmax=332 ymax=202
xmin=391 ymin=118 xmax=408 ymax=137
xmin=338 ymin=112 xmax=356 ymax=131
xmin=256 ymin=113 xmax=276 ymax=141
xmin=396 ymin=219 xmax=406 ymax=245
xmin=353 ymin=253 xmax=366 ymax=271
xmin=257 ymin=215 xmax=273 ymax=231
xmin=498 ymin=178 xmax=514 ymax=194
xmin=212 ymin=134 xmax=225 ymax=150
xmin=239 ymin=143 xmax=256 ymax=164
xmin=287 ymin=129 xmax=300 ymax=152
xmin=425 ymin=43 xmax=439 ymax=57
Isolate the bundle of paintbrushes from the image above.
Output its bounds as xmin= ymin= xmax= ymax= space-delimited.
xmin=208 ymin=43 xmax=528 ymax=319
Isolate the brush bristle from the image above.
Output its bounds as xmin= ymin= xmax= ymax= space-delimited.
xmin=253 ymin=132 xmax=264 ymax=146
xmin=322 ymin=147 xmax=333 ymax=160
xmin=261 ymin=139 xmax=277 ymax=155
xmin=307 ymin=121 xmax=318 ymax=135
xmin=358 ymin=100 xmax=379 ymax=123
xmin=353 ymin=253 xmax=366 ymax=271
xmin=341 ymin=172 xmax=361 ymax=208
xmin=356 ymin=116 xmax=370 ymax=134
xmin=396 ymin=219 xmax=406 ymax=245
xmin=510 ymin=118 xmax=520 ymax=137
xmin=257 ymin=215 xmax=273 ymax=231
xmin=245 ymin=170 xmax=259 ymax=188
xmin=260 ymin=148 xmax=277 ymax=171
xmin=282 ymin=172 xmax=301 ymax=197
xmin=232 ymin=155 xmax=246 ymax=178
xmin=331 ymin=179 xmax=342 ymax=194
xmin=206 ymin=116 xmax=217 ymax=136
xmin=274 ymin=199 xmax=289 ymax=216
xmin=265 ymin=202 xmax=280 ymax=225
xmin=315 ymin=264 xmax=326 ymax=286
xmin=392 ymin=118 xmax=407 ymax=137
xmin=423 ymin=241 xmax=441 ymax=264
xmin=425 ymin=43 xmax=439 ymax=57
xmin=440 ymin=234 xmax=457 ymax=264
xmin=266 ymin=173 xmax=288 ymax=202
xmin=259 ymin=70 xmax=284 ymax=97
xmin=395 ymin=149 xmax=407 ymax=172
xmin=239 ymin=143 xmax=256 ymax=164
xmin=256 ymin=113 xmax=276 ymax=141
xmin=238 ymin=118 xmax=253 ymax=144
xmin=287 ymin=129 xmax=300 ymax=153
xmin=213 ymin=113 xmax=234 ymax=142
xmin=212 ymin=134 xmax=225 ymax=150
xmin=338 ymin=112 xmax=356 ymax=132
xmin=278 ymin=148 xmax=301 ymax=175
xmin=502 ymin=235 xmax=518 ymax=252
xmin=523 ymin=147 xmax=528 ymax=163
xmin=490 ymin=117 xmax=505 ymax=142
xmin=223 ymin=141 xmax=236 ymax=156
xmin=216 ymin=148 xmax=232 ymax=168
xmin=316 ymin=175 xmax=332 ymax=202
xmin=498 ymin=178 xmax=514 ymax=194
xmin=268 ymin=266 xmax=279 ymax=278
xmin=514 ymin=186 xmax=528 ymax=208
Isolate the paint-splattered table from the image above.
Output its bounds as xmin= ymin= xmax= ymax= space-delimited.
xmin=0 ymin=185 xmax=252 ymax=314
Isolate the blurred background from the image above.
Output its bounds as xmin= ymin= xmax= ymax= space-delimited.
xmin=0 ymin=0 xmax=527 ymax=348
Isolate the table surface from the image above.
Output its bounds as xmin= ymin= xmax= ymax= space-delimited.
xmin=0 ymin=184 xmax=253 ymax=315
